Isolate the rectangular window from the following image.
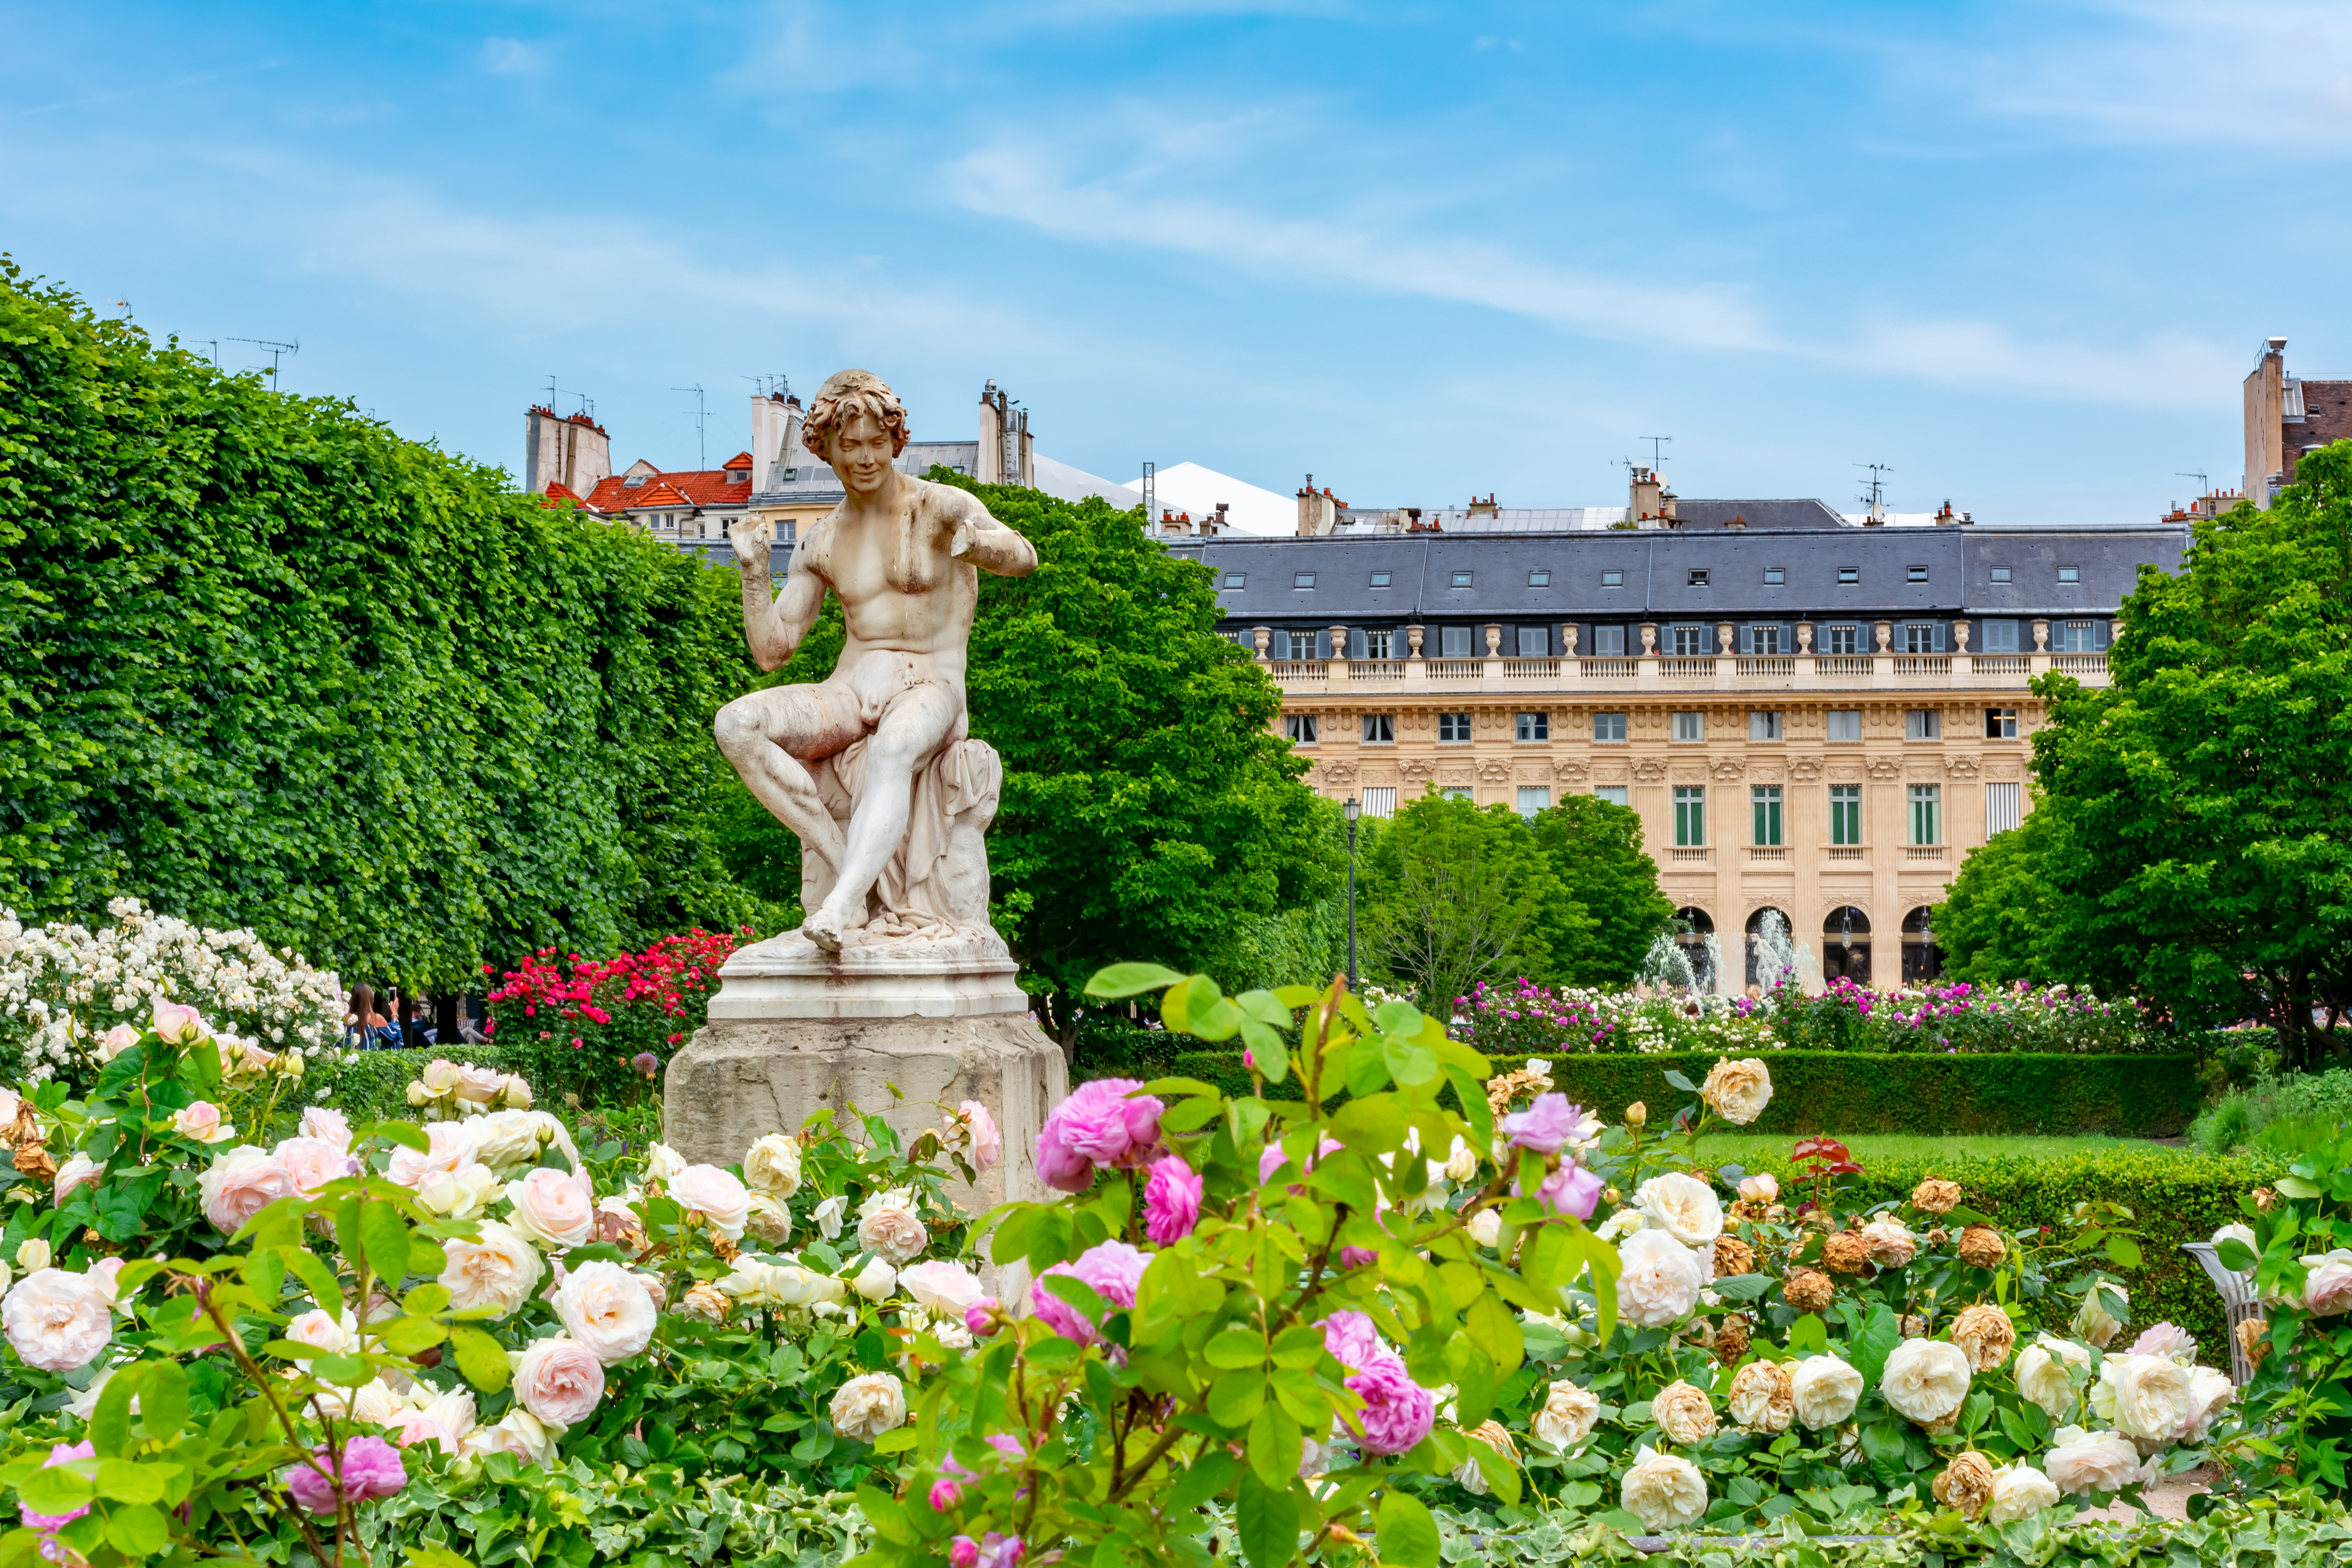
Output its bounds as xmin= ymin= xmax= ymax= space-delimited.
xmin=1601 ymin=570 xmax=1624 ymax=587
xmin=1222 ymin=573 xmax=1245 ymax=588
xmin=1515 ymin=712 xmax=1550 ymax=742
xmin=1360 ymin=786 xmax=1397 ymax=818
xmin=1764 ymin=566 xmax=1785 ymax=585
xmin=1910 ymin=784 xmax=1942 ymax=845
xmin=1674 ymin=786 xmax=1706 ymax=846
xmin=1441 ymin=625 xmax=1473 ymax=657
xmin=1751 ymin=785 xmax=1784 ymax=846
xmin=1439 ymin=712 xmax=1473 ymax=743
xmin=1370 ymin=571 xmax=1392 ymax=588
xmin=1442 ymin=787 xmax=1472 ymax=801
xmin=2058 ymin=565 xmax=2080 ymax=583
xmin=1363 ymin=629 xmax=1394 ymax=659
xmin=1838 ymin=566 xmax=1859 ymax=584
xmin=1516 ymin=626 xmax=1548 ymax=656
xmin=1593 ymin=711 xmax=1627 ymax=742
xmin=1361 ymin=714 xmax=1394 ymax=744
xmin=1827 ymin=709 xmax=1862 ymax=742
xmin=1906 ymin=709 xmax=1941 ymax=740
xmin=1985 ymin=781 xmax=2020 ymax=837
xmin=1671 ymin=711 xmax=1705 ymax=743
xmin=1527 ymin=570 xmax=1550 ymax=587
xmin=1451 ymin=571 xmax=1474 ymax=588
xmin=1593 ymin=785 xmax=1630 ymax=807
xmin=2059 ymin=621 xmax=2100 ymax=652
xmin=1516 ymin=786 xmax=1550 ymax=818
xmin=1826 ymin=624 xmax=1859 ymax=656
xmin=1907 ymin=564 xmax=1929 ymax=583
xmin=1285 ymin=630 xmax=1319 ymax=660
xmin=1284 ymin=715 xmax=1318 ymax=744
xmin=1830 ymin=785 xmax=1862 ymax=846
xmin=1989 ymin=566 xmax=2011 ymax=584
xmin=1986 ymin=707 xmax=2018 ymax=739
xmin=1904 ymin=622 xmax=1935 ymax=653
xmin=1293 ymin=572 xmax=1316 ymax=589
xmin=1672 ymin=625 xmax=1706 ymax=656
xmin=1594 ymin=624 xmax=1627 ymax=656
xmin=1688 ymin=568 xmax=1710 ymax=586
xmin=1749 ymin=710 xmax=1782 ymax=741
xmin=1980 ymin=619 xmax=2019 ymax=653
xmin=1747 ymin=623 xmax=1783 ymax=655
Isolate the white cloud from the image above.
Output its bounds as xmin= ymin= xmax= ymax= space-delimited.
xmin=478 ymin=38 xmax=549 ymax=76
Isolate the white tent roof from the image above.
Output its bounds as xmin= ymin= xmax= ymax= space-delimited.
xmin=1031 ymin=454 xmax=1143 ymax=509
xmin=1132 ymin=461 xmax=1293 ymax=535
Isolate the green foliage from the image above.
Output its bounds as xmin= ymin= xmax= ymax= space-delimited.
xmin=1526 ymin=795 xmax=1677 ymax=987
xmin=2226 ymin=1124 xmax=2352 ymax=1493
xmin=2192 ymin=1065 xmax=2352 ymax=1154
xmin=1359 ymin=793 xmax=1589 ymax=1008
xmin=1935 ymin=805 xmax=2069 ymax=987
xmin=0 ymin=260 xmax=769 ymax=989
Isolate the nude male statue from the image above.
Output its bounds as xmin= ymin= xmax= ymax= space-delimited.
xmin=715 ymin=369 xmax=1038 ymax=953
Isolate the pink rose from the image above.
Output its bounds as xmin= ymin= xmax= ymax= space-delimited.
xmin=1034 ymin=1080 xmax=1164 ymax=1193
xmin=454 ymin=1064 xmax=509 ymax=1105
xmin=1143 ymin=1154 xmax=1203 ymax=1244
xmin=284 ymin=1436 xmax=407 ymax=1514
xmin=960 ymin=1100 xmax=1002 ymax=1173
xmin=513 ymin=1336 xmax=605 ymax=1428
xmin=1346 ymin=1354 xmax=1437 ymax=1455
xmin=151 ymin=998 xmax=208 ymax=1045
xmin=20 ymin=1441 xmax=96 ymax=1532
xmin=1031 ymin=1240 xmax=1149 ymax=1345
xmin=965 ymin=1297 xmax=1002 ymax=1338
xmin=670 ymin=1164 xmax=750 ymax=1241
xmin=198 ymin=1146 xmax=299 ymax=1234
xmin=1258 ymin=1136 xmax=1343 ymax=1189
xmin=1528 ymin=1163 xmax=1604 ymax=1220
xmin=173 ymin=1101 xmax=231 ymax=1144
xmin=274 ymin=1136 xmax=358 ymax=1197
xmin=1501 ymin=1093 xmax=1584 ymax=1156
xmin=1321 ymin=1310 xmax=1388 ymax=1371
xmin=387 ymin=1122 xmax=480 ymax=1189
xmin=508 ymin=1167 xmax=595 ymax=1249
xmin=300 ymin=1106 xmax=353 ymax=1152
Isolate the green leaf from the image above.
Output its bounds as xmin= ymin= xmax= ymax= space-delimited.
xmin=92 ymin=1459 xmax=164 ymax=1505
xmin=1381 ymin=1035 xmax=1438 ymax=1088
xmin=872 ymin=1428 xmax=919 ymax=1454
xmin=360 ymin=1200 xmax=412 ymax=1287
xmin=448 ymin=1325 xmax=511 ymax=1392
xmin=1848 ymin=1303 xmax=1902 ymax=1387
xmin=406 ymin=1548 xmax=475 ymax=1568
xmin=1235 ymin=1472 xmax=1301 ymax=1568
xmin=1465 ymin=1290 xmax=1523 ymax=1373
xmin=2276 ymin=1175 xmax=2322 ymax=1200
xmin=90 ymin=1369 xmax=137 ymax=1458
xmin=18 ymin=1466 xmax=94 ymax=1515
xmin=1270 ymin=1325 xmax=1326 ymax=1370
xmin=1243 ymin=1022 xmax=1289 ymax=1084
xmin=354 ymin=1121 xmax=432 ymax=1153
xmin=1042 ymin=1273 xmax=1108 ymax=1325
xmin=1209 ymin=1371 xmax=1266 ymax=1429
xmin=372 ymin=1315 xmax=449 ymax=1355
xmin=1205 ymin=1329 xmax=1267 ymax=1370
xmin=1245 ymin=1405 xmax=1303 ymax=1492
xmin=1376 ymin=1491 xmax=1441 ymax=1568
xmin=2217 ymin=1238 xmax=2258 ymax=1272
xmin=1372 ymin=1000 xmax=1424 ymax=1038
xmin=2105 ymin=1234 xmax=2143 ymax=1270
xmin=1661 ymin=1068 xmax=1699 ymax=1094
xmin=1140 ymin=1078 xmax=1224 ymax=1099
xmin=311 ymin=1353 xmax=373 ymax=1387
xmin=1085 ymin=963 xmax=1188 ymax=1000
xmin=281 ymin=1247 xmax=345 ymax=1318
xmin=137 ymin=1361 xmax=188 ymax=1443
xmin=1788 ymin=1312 xmax=1830 ymax=1355
xmin=105 ymin=1502 xmax=171 ymax=1558
xmin=1163 ymin=975 xmax=1220 ymax=1033
xmin=1710 ymin=1273 xmax=1777 ymax=1301
xmin=1168 ymin=1449 xmax=1243 ymax=1510
xmin=409 ymin=1238 xmax=451 ymax=1276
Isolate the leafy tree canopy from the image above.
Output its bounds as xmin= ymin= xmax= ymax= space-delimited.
xmin=1528 ymin=793 xmax=1677 ymax=987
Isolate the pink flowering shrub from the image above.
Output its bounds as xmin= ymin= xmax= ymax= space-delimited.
xmin=483 ymin=927 xmax=748 ymax=1103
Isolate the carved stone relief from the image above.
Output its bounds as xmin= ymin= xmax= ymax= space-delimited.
xmin=1554 ymin=759 xmax=1591 ymax=783
xmin=1709 ymin=759 xmax=1747 ymax=782
xmin=1787 ymin=758 xmax=1822 ymax=782
xmin=1633 ymin=759 xmax=1668 ymax=782
xmin=1866 ymin=758 xmax=1902 ymax=780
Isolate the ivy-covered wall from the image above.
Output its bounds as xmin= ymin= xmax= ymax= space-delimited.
xmin=0 ymin=261 xmax=769 ymax=990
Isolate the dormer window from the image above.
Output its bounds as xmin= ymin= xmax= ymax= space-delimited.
xmin=623 ymin=474 xmax=647 ymax=488
xmin=1907 ymin=564 xmax=1929 ymax=583
xmin=1764 ymin=566 xmax=1784 ymax=585
xmin=1688 ymin=568 xmax=1710 ymax=587
xmin=1451 ymin=571 xmax=1474 ymax=588
xmin=1222 ymin=573 xmax=1245 ymax=588
xmin=1601 ymin=570 xmax=1623 ymax=587
xmin=1989 ymin=566 xmax=2011 ymax=583
xmin=1838 ymin=566 xmax=1859 ymax=584
xmin=1528 ymin=570 xmax=1550 ymax=587
xmin=1370 ymin=571 xmax=1392 ymax=588
xmin=1293 ymin=572 xmax=1316 ymax=589
xmin=2058 ymin=565 xmax=2080 ymax=583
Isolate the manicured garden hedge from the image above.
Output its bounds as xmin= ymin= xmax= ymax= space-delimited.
xmin=1133 ymin=1049 xmax=2201 ymax=1136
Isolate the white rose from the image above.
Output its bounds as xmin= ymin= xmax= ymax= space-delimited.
xmin=2181 ymin=1365 xmax=2233 ymax=1442
xmin=16 ymin=1239 xmax=53 ymax=1273
xmin=1986 ymin=1463 xmax=2061 ymax=1524
xmin=1790 ymin=1354 xmax=1865 ymax=1430
xmin=439 ymin=1220 xmax=546 ymax=1316
xmin=853 ymin=1258 xmax=898 ymax=1301
xmin=1466 ymin=1209 xmax=1502 ymax=1248
xmin=1531 ymin=1379 xmax=1599 ymax=1449
xmin=857 ymin=1188 xmax=929 ymax=1265
xmin=465 ymin=1407 xmax=556 ymax=1466
xmin=414 ymin=1162 xmax=501 ymax=1221
xmin=2072 ymin=1284 xmax=2128 ymax=1347
xmin=766 ymin=1265 xmax=848 ymax=1309
xmin=417 ymin=1385 xmax=479 ymax=1447
xmin=2044 ymin=1425 xmax=2142 ymax=1495
xmin=745 ymin=1192 xmax=793 ymax=1245
xmin=2014 ymin=1335 xmax=2091 ymax=1423
xmin=552 ymin=1259 xmax=657 ymax=1364
xmin=1881 ymin=1338 xmax=1971 ymax=1425
xmin=2097 ymin=1354 xmax=2195 ymax=1445
xmin=813 ymin=1195 xmax=847 ymax=1239
xmin=1727 ymin=1360 xmax=1795 ymax=1434
xmin=671 ymin=1165 xmax=751 ymax=1241
xmin=743 ymin=1134 xmax=803 ymax=1198
xmin=1633 ymin=1172 xmax=1723 ymax=1248
xmin=1859 ymin=1216 xmax=1916 ymax=1267
xmin=829 ymin=1370 xmax=907 ymax=1443
xmin=466 ymin=1110 xmax=544 ymax=1174
xmin=2 ymin=1268 xmax=114 ymax=1370
xmin=285 ymin=1307 xmax=357 ymax=1355
xmin=54 ymin=1153 xmax=105 ymax=1205
xmin=1595 ymin=1209 xmax=1645 ymax=1242
xmin=299 ymin=1106 xmax=352 ymax=1152
xmin=454 ymin=1064 xmax=508 ymax=1105
xmin=387 ymin=1122 xmax=480 ymax=1189
xmin=644 ymin=1142 xmax=687 ymax=1182
xmin=350 ymin=1378 xmax=408 ymax=1428
xmin=1616 ymin=1228 xmax=1703 ymax=1328
xmin=1619 ymin=1444 xmax=1708 ymax=1530
xmin=1651 ymin=1379 xmax=1717 ymax=1445
xmin=512 ymin=1336 xmax=604 ymax=1428
xmin=929 ymin=1316 xmax=975 ymax=1352
xmin=899 ymin=1260 xmax=985 ymax=1318
xmin=506 ymin=1167 xmax=594 ymax=1249
xmin=418 ymin=1059 xmax=461 ymax=1096
xmin=1699 ymin=1056 xmax=1773 ymax=1125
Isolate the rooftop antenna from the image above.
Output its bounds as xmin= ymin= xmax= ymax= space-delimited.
xmin=1855 ymin=463 xmax=1893 ymax=522
xmin=227 ymin=337 xmax=299 ymax=389
xmin=544 ymin=376 xmax=595 ymax=419
xmin=1638 ymin=435 xmax=1673 ymax=471
xmin=673 ymin=383 xmax=709 ymax=469
xmin=1142 ymin=461 xmax=1156 ymax=525
xmin=187 ymin=339 xmax=219 ymax=367
xmin=2176 ymin=469 xmax=2209 ymax=495
xmin=742 ymin=374 xmax=792 ymax=399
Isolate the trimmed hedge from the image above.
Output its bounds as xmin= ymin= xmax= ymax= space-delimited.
xmin=1130 ymin=1049 xmax=2200 ymax=1136
xmin=308 ymin=1044 xmax=538 ymax=1127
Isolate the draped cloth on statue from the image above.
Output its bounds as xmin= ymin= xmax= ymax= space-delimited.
xmin=811 ymin=736 xmax=1004 ymax=940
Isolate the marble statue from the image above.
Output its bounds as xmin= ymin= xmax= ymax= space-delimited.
xmin=715 ymin=369 xmax=1037 ymax=955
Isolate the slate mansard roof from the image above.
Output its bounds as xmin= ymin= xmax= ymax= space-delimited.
xmin=1166 ymin=521 xmax=2189 ymax=625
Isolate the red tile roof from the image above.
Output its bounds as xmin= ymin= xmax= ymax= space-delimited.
xmin=576 ymin=463 xmax=755 ymax=515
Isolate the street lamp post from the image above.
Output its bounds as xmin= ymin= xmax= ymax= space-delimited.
xmin=1344 ymin=796 xmax=1361 ymax=989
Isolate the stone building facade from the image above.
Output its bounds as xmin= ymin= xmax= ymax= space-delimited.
xmin=1168 ymin=506 xmax=2188 ymax=993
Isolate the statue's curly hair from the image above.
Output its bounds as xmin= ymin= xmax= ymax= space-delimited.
xmin=801 ymin=368 xmax=910 ymax=458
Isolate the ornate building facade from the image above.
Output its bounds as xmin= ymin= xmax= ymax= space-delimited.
xmin=1169 ymin=502 xmax=2186 ymax=992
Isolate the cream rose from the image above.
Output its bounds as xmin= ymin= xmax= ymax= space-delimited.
xmin=644 ymin=1142 xmax=687 ymax=1182
xmin=199 ymin=1145 xmax=296 ymax=1234
xmin=2095 ymin=1354 xmax=2196 ymax=1445
xmin=853 ymin=1258 xmax=898 ymax=1301
xmin=1986 ymin=1463 xmax=2061 ymax=1524
xmin=439 ymin=1220 xmax=546 ymax=1316
xmin=1949 ymin=1303 xmax=2018 ymax=1371
xmin=2072 ymin=1283 xmax=2129 ymax=1346
xmin=1882 ymin=1338 xmax=1971 ymax=1425
xmin=2014 ymin=1335 xmax=2091 ymax=1422
xmin=812 ymin=1195 xmax=847 ymax=1239
xmin=413 ymin=1162 xmax=501 ymax=1221
xmin=2304 ymin=1250 xmax=2352 ymax=1316
xmin=1532 ymin=1379 xmax=1599 ymax=1449
xmin=1790 ymin=1353 xmax=1864 ymax=1430
xmin=454 ymin=1064 xmax=509 ymax=1105
xmin=829 ymin=1370 xmax=908 ymax=1443
xmin=1467 ymin=1209 xmax=1503 ymax=1248
xmin=1728 ymin=1360 xmax=1795 ymax=1434
xmin=15 ymin=1239 xmax=49 ymax=1273
xmin=54 ymin=1153 xmax=105 ymax=1206
xmin=507 ymin=1167 xmax=594 ymax=1249
xmin=513 ymin=1336 xmax=604 ymax=1428
xmin=418 ymin=1058 xmax=461 ymax=1096
xmin=960 ymin=1100 xmax=1002 ymax=1172
xmin=173 ymin=1101 xmax=236 ymax=1145
xmin=1620 ymin=1445 xmax=1708 ymax=1530
xmin=1860 ymin=1216 xmax=1916 ymax=1268
xmin=745 ymin=1193 xmax=794 ymax=1245
xmin=300 ymin=1106 xmax=352 ymax=1152
xmin=1633 ymin=1172 xmax=1723 ymax=1249
xmin=465 ymin=1408 xmax=555 ymax=1465
xmin=1699 ymin=1056 xmax=1772 ymax=1125
xmin=274 ymin=1136 xmax=357 ymax=1197
xmin=466 ymin=1110 xmax=545 ymax=1174
xmin=387 ymin=1122 xmax=480 ymax=1189
xmin=672 ymin=1164 xmax=751 ymax=1241
xmin=285 ymin=1307 xmax=358 ymax=1356
xmin=1616 ymin=1228 xmax=1704 ymax=1328
xmin=742 ymin=1134 xmax=803 ymax=1198
xmin=2 ymin=1268 xmax=114 ymax=1370
xmin=1651 ymin=1379 xmax=1717 ymax=1446
xmin=2045 ymin=1425 xmax=2141 ymax=1495
xmin=551 ymin=1259 xmax=657 ymax=1364
xmin=857 ymin=1187 xmax=930 ymax=1265
xmin=2181 ymin=1366 xmax=2233 ymax=1441
xmin=900 ymin=1260 xmax=985 ymax=1318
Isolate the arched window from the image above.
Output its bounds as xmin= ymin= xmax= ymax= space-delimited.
xmin=1746 ymin=907 xmax=1797 ymax=991
xmin=1902 ymin=907 xmax=1942 ymax=985
xmin=1673 ymin=907 xmax=1717 ymax=993
xmin=1822 ymin=906 xmax=1872 ymax=986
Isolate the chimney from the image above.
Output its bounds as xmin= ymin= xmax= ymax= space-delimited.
xmin=1628 ymin=465 xmax=1662 ymax=523
xmin=1296 ymin=474 xmax=1336 ymax=535
xmin=1933 ymin=499 xmax=1956 ymax=526
xmin=524 ymin=404 xmax=612 ymax=497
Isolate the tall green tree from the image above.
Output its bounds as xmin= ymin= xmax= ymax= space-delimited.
xmin=1528 ymin=795 xmax=1675 ymax=985
xmin=1934 ymin=802 xmax=2069 ymax=986
xmin=1938 ymin=443 xmax=2352 ymax=1065
xmin=1360 ymin=791 xmax=1581 ymax=1010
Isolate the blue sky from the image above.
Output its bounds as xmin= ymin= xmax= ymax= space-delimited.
xmin=4 ymin=1 xmax=2347 ymax=524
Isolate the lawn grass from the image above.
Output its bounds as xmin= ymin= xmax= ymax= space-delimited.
xmin=1687 ymin=1130 xmax=2187 ymax=1167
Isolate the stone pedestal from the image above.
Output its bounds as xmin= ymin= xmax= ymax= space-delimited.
xmin=662 ymin=928 xmax=1067 ymax=1214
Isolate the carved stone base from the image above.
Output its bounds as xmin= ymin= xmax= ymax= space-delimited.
xmin=708 ymin=927 xmax=1030 ymax=1021
xmin=662 ymin=1012 xmax=1068 ymax=1213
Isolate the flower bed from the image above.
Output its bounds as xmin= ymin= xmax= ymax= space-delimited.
xmin=482 ymin=927 xmax=745 ymax=1108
